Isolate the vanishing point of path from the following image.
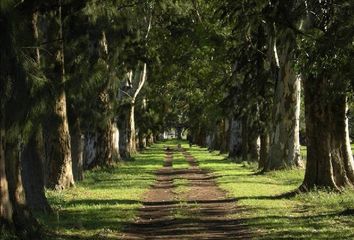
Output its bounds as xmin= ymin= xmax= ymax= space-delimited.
xmin=119 ymin=146 xmax=252 ymax=240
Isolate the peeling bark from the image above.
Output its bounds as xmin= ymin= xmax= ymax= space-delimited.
xmin=267 ymin=38 xmax=301 ymax=170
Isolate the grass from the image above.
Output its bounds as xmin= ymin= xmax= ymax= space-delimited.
xmin=173 ymin=178 xmax=189 ymax=195
xmin=183 ymin=141 xmax=354 ymax=240
xmin=171 ymin=151 xmax=189 ymax=169
xmin=35 ymin=143 xmax=166 ymax=240
xmin=3 ymin=140 xmax=354 ymax=239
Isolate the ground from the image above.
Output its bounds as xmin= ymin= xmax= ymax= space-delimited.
xmin=29 ymin=140 xmax=354 ymax=239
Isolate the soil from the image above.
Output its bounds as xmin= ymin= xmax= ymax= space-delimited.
xmin=119 ymin=147 xmax=251 ymax=240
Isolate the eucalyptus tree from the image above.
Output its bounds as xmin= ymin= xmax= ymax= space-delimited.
xmin=298 ymin=0 xmax=354 ymax=190
xmin=216 ymin=0 xmax=274 ymax=163
xmin=116 ymin=1 xmax=154 ymax=159
xmin=217 ymin=0 xmax=303 ymax=168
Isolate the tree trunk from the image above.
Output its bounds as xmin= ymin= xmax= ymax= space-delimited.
xmin=229 ymin=118 xmax=242 ymax=158
xmin=89 ymin=120 xmax=114 ymax=168
xmin=0 ymin=113 xmax=13 ymax=227
xmin=259 ymin=133 xmax=270 ymax=170
xmin=128 ymin=104 xmax=137 ymax=154
xmin=45 ymin=90 xmax=74 ymax=190
xmin=112 ymin=122 xmax=120 ymax=161
xmin=138 ymin=131 xmax=146 ymax=150
xmin=83 ymin=132 xmax=96 ymax=168
xmin=6 ymin=141 xmax=40 ymax=239
xmin=146 ymin=133 xmax=154 ymax=146
xmin=118 ymin=113 xmax=131 ymax=160
xmin=248 ymin=136 xmax=260 ymax=162
xmin=241 ymin=116 xmax=249 ymax=162
xmin=219 ymin=119 xmax=229 ymax=154
xmin=42 ymin=2 xmax=74 ymax=190
xmin=71 ymin=119 xmax=84 ymax=181
xmin=267 ymin=44 xmax=301 ymax=170
xmin=21 ymin=129 xmax=51 ymax=213
xmin=301 ymin=75 xmax=354 ymax=191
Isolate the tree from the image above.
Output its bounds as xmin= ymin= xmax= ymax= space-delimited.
xmin=40 ymin=0 xmax=74 ymax=190
xmin=299 ymin=0 xmax=354 ymax=190
xmin=0 ymin=1 xmax=43 ymax=237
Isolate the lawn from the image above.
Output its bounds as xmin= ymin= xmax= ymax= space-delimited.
xmin=183 ymin=142 xmax=354 ymax=240
xmin=35 ymin=143 xmax=166 ymax=240
xmin=5 ymin=140 xmax=353 ymax=239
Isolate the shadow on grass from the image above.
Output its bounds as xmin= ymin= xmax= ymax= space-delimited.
xmin=66 ymin=199 xmax=141 ymax=206
xmin=43 ymin=203 xmax=354 ymax=240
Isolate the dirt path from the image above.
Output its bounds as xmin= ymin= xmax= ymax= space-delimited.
xmin=119 ymin=147 xmax=251 ymax=240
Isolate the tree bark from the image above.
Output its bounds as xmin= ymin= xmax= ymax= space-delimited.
xmin=128 ymin=104 xmax=137 ymax=154
xmin=6 ymin=141 xmax=40 ymax=239
xmin=146 ymin=133 xmax=154 ymax=146
xmin=301 ymin=75 xmax=354 ymax=190
xmin=138 ymin=130 xmax=146 ymax=150
xmin=219 ymin=119 xmax=229 ymax=154
xmin=43 ymin=2 xmax=74 ymax=190
xmin=112 ymin=122 xmax=120 ymax=161
xmin=118 ymin=112 xmax=131 ymax=160
xmin=267 ymin=39 xmax=301 ymax=170
xmin=70 ymin=119 xmax=84 ymax=181
xmin=248 ymin=136 xmax=260 ymax=162
xmin=0 ymin=112 xmax=13 ymax=227
xmin=241 ymin=116 xmax=249 ymax=162
xmin=0 ymin=10 xmax=41 ymax=238
xmin=229 ymin=118 xmax=242 ymax=158
xmin=21 ymin=129 xmax=51 ymax=213
xmin=259 ymin=133 xmax=270 ymax=170
xmin=89 ymin=120 xmax=114 ymax=168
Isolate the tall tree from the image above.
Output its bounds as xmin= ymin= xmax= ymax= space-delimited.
xmin=299 ymin=0 xmax=354 ymax=190
xmin=41 ymin=0 xmax=74 ymax=190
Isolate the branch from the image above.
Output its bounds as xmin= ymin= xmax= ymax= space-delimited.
xmin=132 ymin=63 xmax=147 ymax=102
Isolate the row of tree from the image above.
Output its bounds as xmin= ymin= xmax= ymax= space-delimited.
xmin=142 ymin=0 xmax=354 ymax=192
xmin=176 ymin=0 xmax=354 ymax=192
xmin=0 ymin=0 xmax=167 ymax=238
xmin=1 ymin=0 xmax=354 ymax=239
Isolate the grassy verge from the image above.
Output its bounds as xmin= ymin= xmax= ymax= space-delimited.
xmin=36 ymin=143 xmax=165 ymax=240
xmin=182 ymin=141 xmax=354 ymax=240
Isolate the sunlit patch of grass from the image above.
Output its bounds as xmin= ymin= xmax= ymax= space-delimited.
xmin=172 ymin=151 xmax=189 ymax=169
xmin=36 ymin=143 xmax=165 ymax=239
xmin=185 ymin=143 xmax=354 ymax=239
xmin=173 ymin=178 xmax=189 ymax=196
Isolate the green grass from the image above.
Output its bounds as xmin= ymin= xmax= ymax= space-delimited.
xmin=173 ymin=178 xmax=189 ymax=196
xmin=4 ymin=140 xmax=354 ymax=239
xmin=171 ymin=151 xmax=189 ymax=169
xmin=36 ymin=143 xmax=166 ymax=239
xmin=185 ymin=142 xmax=354 ymax=239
